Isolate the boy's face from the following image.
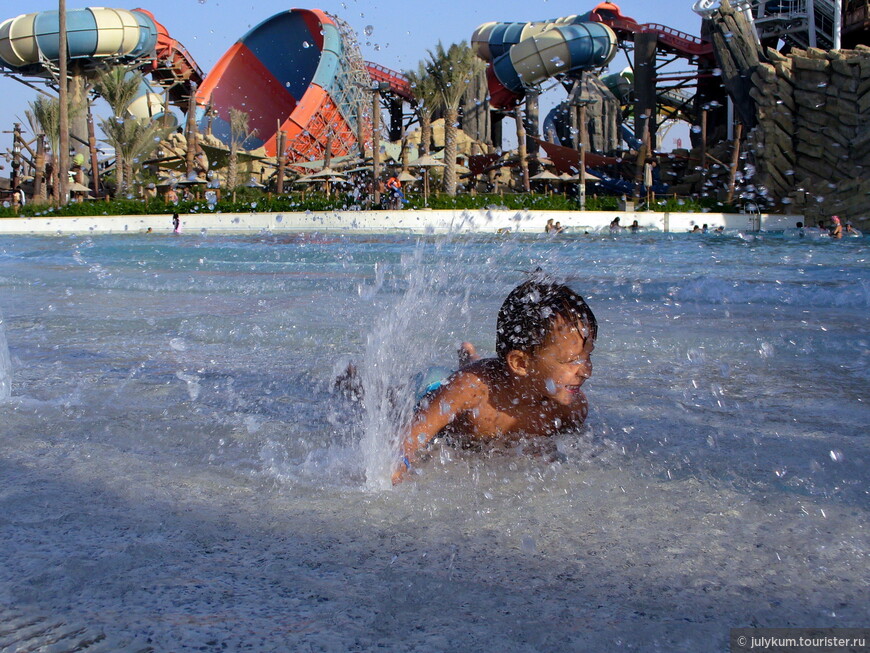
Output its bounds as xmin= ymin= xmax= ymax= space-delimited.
xmin=525 ymin=315 xmax=594 ymax=405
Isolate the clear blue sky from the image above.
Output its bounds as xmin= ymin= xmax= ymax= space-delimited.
xmin=0 ymin=0 xmax=703 ymax=155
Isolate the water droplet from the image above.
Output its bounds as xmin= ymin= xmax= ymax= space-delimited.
xmin=302 ymin=41 xmax=310 ymax=49
xmin=829 ymin=449 xmax=844 ymax=462
xmin=364 ymin=25 xmax=374 ymax=36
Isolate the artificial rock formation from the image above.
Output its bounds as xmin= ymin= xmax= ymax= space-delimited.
xmin=748 ymin=46 xmax=870 ymax=222
xmin=709 ymin=0 xmax=870 ymax=224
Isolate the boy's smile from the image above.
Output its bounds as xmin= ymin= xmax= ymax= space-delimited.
xmin=525 ymin=317 xmax=594 ymax=405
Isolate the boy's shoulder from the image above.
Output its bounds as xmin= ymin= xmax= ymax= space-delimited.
xmin=441 ymin=358 xmax=504 ymax=398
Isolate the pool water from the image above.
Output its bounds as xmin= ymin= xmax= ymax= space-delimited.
xmin=0 ymin=231 xmax=867 ymax=651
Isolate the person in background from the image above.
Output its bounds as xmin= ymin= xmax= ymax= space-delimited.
xmin=830 ymin=216 xmax=843 ymax=239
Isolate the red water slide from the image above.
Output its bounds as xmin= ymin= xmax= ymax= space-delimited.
xmin=588 ymin=2 xmax=713 ymax=59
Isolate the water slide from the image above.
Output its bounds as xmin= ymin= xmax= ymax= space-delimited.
xmin=0 ymin=7 xmax=186 ymax=122
xmin=0 ymin=6 xmax=407 ymax=164
xmin=473 ymin=2 xmax=713 ymax=109
xmin=194 ymin=9 xmax=369 ymax=160
xmin=472 ymin=15 xmax=618 ymax=109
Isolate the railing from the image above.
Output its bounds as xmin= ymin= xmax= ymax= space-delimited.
xmin=595 ymin=15 xmax=713 ymax=57
xmin=365 ymin=61 xmax=413 ymax=100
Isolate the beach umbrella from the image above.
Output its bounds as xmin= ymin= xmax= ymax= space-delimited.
xmin=531 ymin=169 xmax=561 ymax=195
xmin=67 ymin=181 xmax=93 ymax=193
xmin=397 ymin=171 xmax=417 ymax=183
xmin=408 ymin=155 xmax=445 ymax=205
xmin=530 ymin=170 xmax=561 ymax=181
xmin=408 ymin=154 xmax=445 ymax=169
xmin=305 ymin=166 xmax=346 ymax=180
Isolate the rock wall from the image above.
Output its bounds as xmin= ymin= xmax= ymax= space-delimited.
xmin=709 ymin=0 xmax=870 ymax=225
xmin=748 ymin=46 xmax=870 ymax=222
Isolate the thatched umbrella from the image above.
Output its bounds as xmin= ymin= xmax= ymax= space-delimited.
xmin=409 ymin=155 xmax=445 ymax=206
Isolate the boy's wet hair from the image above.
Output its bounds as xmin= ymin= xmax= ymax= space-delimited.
xmin=496 ymin=277 xmax=597 ymax=359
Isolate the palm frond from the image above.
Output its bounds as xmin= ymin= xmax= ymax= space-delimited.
xmin=425 ymin=41 xmax=483 ymax=110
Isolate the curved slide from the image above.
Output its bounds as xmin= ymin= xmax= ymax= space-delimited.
xmin=194 ymin=9 xmax=366 ymax=160
xmin=0 ymin=6 xmax=381 ymax=164
xmin=0 ymin=8 xmax=170 ymax=122
xmin=472 ymin=15 xmax=617 ymax=109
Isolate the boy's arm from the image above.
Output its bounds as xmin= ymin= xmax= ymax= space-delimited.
xmin=392 ymin=372 xmax=484 ymax=484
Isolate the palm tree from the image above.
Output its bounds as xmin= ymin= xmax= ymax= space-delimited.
xmin=226 ymin=108 xmax=256 ymax=191
xmin=94 ymin=66 xmax=146 ymax=194
xmin=25 ymin=95 xmax=79 ymax=202
xmin=405 ymin=62 xmax=440 ymax=157
xmin=100 ymin=116 xmax=172 ymax=197
xmin=425 ymin=41 xmax=484 ymax=196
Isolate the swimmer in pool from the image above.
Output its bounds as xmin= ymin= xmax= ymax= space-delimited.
xmin=393 ymin=276 xmax=597 ymax=484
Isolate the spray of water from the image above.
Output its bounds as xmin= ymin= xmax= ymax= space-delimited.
xmin=359 ymin=243 xmax=468 ymax=489
xmin=0 ymin=311 xmax=10 ymax=401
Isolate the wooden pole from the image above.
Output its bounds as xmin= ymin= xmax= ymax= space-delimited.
xmin=524 ymin=90 xmax=540 ymax=177
xmin=11 ymin=123 xmax=21 ymax=194
xmin=324 ymin=131 xmax=333 ymax=170
xmin=34 ymin=134 xmax=46 ymax=202
xmin=57 ymin=0 xmax=70 ymax=205
xmin=276 ymin=130 xmax=286 ymax=194
xmin=579 ymin=104 xmax=587 ymax=210
xmin=515 ymin=108 xmax=529 ymax=193
xmin=372 ymin=89 xmax=381 ymax=206
xmin=87 ymin=106 xmax=101 ymax=198
xmin=185 ymin=82 xmax=198 ymax=178
xmin=700 ymin=109 xmax=708 ymax=198
xmin=633 ymin=111 xmax=650 ymax=202
xmin=357 ymin=99 xmax=366 ymax=159
xmin=726 ymin=122 xmax=743 ymax=204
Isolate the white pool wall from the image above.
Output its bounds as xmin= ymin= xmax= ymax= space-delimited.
xmin=0 ymin=209 xmax=804 ymax=235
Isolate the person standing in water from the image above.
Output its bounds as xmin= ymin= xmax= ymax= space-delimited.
xmin=393 ymin=277 xmax=597 ymax=484
xmin=172 ymin=213 xmax=181 ymax=234
xmin=830 ymin=216 xmax=843 ymax=239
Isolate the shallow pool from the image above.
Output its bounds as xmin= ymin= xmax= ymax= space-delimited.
xmin=1 ymin=230 xmax=867 ymax=651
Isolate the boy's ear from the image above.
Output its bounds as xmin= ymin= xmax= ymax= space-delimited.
xmin=505 ymin=350 xmax=531 ymax=376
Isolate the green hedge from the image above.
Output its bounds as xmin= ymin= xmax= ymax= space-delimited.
xmin=0 ymin=190 xmax=736 ymax=218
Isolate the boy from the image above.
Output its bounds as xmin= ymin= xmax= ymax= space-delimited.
xmin=393 ymin=278 xmax=597 ymax=484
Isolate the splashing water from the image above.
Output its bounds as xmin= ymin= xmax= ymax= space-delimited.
xmin=359 ymin=243 xmax=469 ymax=489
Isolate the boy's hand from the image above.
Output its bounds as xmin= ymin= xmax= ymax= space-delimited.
xmin=391 ymin=464 xmax=407 ymax=485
